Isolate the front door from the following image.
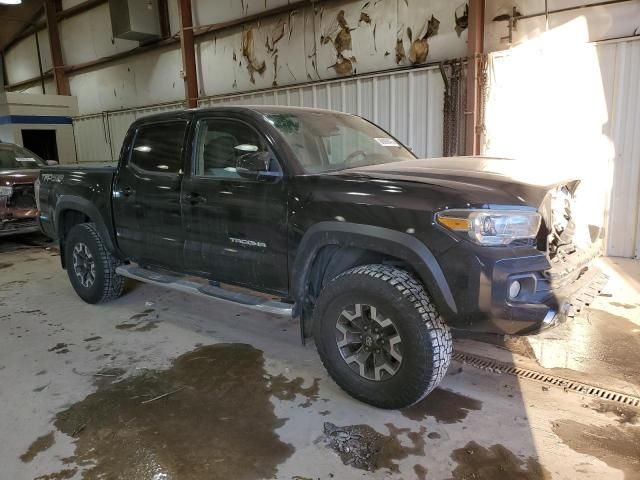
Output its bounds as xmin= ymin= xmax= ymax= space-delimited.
xmin=181 ymin=116 xmax=288 ymax=295
xmin=113 ymin=119 xmax=188 ymax=270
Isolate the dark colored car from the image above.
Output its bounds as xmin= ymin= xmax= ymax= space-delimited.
xmin=0 ymin=142 xmax=46 ymax=237
xmin=37 ymin=106 xmax=604 ymax=408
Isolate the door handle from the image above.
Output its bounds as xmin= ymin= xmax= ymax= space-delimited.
xmin=122 ymin=186 xmax=134 ymax=197
xmin=184 ymin=192 xmax=207 ymax=204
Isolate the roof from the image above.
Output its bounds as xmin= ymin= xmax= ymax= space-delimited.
xmin=133 ymin=105 xmax=354 ymax=124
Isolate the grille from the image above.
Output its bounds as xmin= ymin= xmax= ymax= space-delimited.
xmin=8 ymin=184 xmax=37 ymax=209
xmin=452 ymin=351 xmax=640 ymax=407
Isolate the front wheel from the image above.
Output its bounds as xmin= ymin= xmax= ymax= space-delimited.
xmin=65 ymin=223 xmax=125 ymax=304
xmin=313 ymin=265 xmax=452 ymax=409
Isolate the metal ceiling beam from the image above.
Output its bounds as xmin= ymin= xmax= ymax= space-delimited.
xmin=465 ymin=0 xmax=485 ymax=156
xmin=45 ymin=0 xmax=70 ymax=95
xmin=178 ymin=0 xmax=198 ymax=108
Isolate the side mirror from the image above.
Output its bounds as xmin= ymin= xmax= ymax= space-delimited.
xmin=235 ymin=145 xmax=272 ymax=179
xmin=45 ymin=160 xmax=59 ymax=166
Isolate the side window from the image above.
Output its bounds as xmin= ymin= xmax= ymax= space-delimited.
xmin=194 ymin=118 xmax=274 ymax=179
xmin=130 ymin=121 xmax=187 ymax=174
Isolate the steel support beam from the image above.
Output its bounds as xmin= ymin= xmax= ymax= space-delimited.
xmin=465 ymin=0 xmax=485 ymax=156
xmin=178 ymin=0 xmax=198 ymax=108
xmin=45 ymin=0 xmax=70 ymax=96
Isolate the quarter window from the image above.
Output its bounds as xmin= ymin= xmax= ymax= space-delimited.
xmin=130 ymin=121 xmax=187 ymax=174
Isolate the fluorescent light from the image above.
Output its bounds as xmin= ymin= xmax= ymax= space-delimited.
xmin=0 ymin=0 xmax=23 ymax=5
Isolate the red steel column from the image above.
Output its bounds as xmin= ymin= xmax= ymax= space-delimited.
xmin=178 ymin=0 xmax=198 ymax=108
xmin=45 ymin=0 xmax=70 ymax=96
xmin=465 ymin=0 xmax=485 ymax=156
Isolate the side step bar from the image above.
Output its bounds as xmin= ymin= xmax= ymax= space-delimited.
xmin=115 ymin=265 xmax=293 ymax=317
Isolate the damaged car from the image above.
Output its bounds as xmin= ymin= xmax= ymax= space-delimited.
xmin=0 ymin=142 xmax=49 ymax=237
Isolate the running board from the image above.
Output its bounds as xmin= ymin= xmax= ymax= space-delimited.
xmin=115 ymin=265 xmax=293 ymax=316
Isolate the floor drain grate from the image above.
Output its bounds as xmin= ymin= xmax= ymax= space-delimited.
xmin=452 ymin=351 xmax=640 ymax=408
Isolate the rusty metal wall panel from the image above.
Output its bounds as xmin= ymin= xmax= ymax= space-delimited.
xmin=198 ymin=66 xmax=444 ymax=158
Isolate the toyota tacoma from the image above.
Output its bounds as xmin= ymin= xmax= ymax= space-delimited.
xmin=37 ymin=106 xmax=604 ymax=408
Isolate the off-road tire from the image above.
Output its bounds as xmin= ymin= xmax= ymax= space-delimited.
xmin=313 ymin=264 xmax=452 ymax=409
xmin=65 ymin=223 xmax=125 ymax=304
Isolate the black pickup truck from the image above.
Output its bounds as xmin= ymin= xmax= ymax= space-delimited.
xmin=38 ymin=106 xmax=604 ymax=408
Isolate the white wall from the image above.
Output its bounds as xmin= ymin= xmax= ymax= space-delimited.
xmin=485 ymin=0 xmax=640 ymax=52
xmin=483 ymin=23 xmax=640 ymax=258
xmin=4 ymin=0 xmax=468 ymax=115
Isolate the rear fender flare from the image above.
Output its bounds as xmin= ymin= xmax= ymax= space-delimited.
xmin=54 ymin=196 xmax=120 ymax=266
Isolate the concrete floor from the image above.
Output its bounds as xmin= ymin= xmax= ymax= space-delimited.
xmin=1 ymin=234 xmax=639 ymax=480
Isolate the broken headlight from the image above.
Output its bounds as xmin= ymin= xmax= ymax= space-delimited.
xmin=436 ymin=209 xmax=541 ymax=246
xmin=0 ymin=186 xmax=12 ymax=197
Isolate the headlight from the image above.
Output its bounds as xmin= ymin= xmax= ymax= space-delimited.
xmin=0 ymin=186 xmax=12 ymax=197
xmin=34 ymin=178 xmax=41 ymax=210
xmin=436 ymin=209 xmax=541 ymax=246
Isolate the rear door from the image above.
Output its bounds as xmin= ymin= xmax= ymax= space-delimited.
xmin=113 ymin=119 xmax=189 ymax=270
xmin=181 ymin=115 xmax=289 ymax=295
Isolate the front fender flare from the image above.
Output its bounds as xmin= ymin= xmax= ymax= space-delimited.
xmin=291 ymin=222 xmax=457 ymax=334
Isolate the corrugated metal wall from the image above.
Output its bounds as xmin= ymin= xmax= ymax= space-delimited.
xmin=599 ymin=38 xmax=640 ymax=258
xmin=73 ymin=65 xmax=445 ymax=163
xmin=483 ymin=36 xmax=640 ymax=258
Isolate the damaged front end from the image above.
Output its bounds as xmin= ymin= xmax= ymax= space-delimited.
xmin=0 ymin=184 xmax=40 ymax=237
xmin=536 ymin=180 xmax=607 ymax=325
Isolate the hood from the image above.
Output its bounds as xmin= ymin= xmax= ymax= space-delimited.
xmin=0 ymin=169 xmax=40 ymax=185
xmin=335 ymin=157 xmax=577 ymax=208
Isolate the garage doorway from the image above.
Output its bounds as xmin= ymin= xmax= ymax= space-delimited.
xmin=21 ymin=129 xmax=58 ymax=162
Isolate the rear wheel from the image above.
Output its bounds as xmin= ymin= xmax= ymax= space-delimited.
xmin=65 ymin=223 xmax=125 ymax=304
xmin=313 ymin=264 xmax=452 ymax=409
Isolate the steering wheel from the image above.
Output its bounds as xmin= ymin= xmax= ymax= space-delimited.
xmin=345 ymin=150 xmax=367 ymax=164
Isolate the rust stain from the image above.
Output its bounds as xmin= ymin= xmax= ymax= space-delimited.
xmin=455 ymin=3 xmax=469 ymax=37
xmin=241 ymin=28 xmax=266 ymax=84
xmin=322 ymin=9 xmax=357 ymax=76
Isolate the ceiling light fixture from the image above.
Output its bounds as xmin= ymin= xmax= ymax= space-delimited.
xmin=0 ymin=0 xmax=23 ymax=5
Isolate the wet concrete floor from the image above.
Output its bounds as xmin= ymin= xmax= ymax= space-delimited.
xmin=1 ymin=238 xmax=640 ymax=479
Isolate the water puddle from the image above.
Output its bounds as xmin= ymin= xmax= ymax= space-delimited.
xmin=450 ymin=441 xmax=550 ymax=479
xmin=591 ymin=400 xmax=639 ymax=425
xmin=33 ymin=343 xmax=319 ymax=479
xmin=401 ymin=388 xmax=482 ymax=423
xmin=20 ymin=431 xmax=55 ymax=463
xmin=529 ymin=308 xmax=640 ymax=386
xmin=553 ymin=419 xmax=640 ymax=479
xmin=322 ymin=422 xmax=425 ymax=472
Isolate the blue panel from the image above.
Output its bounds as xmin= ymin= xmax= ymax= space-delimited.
xmin=0 ymin=115 xmax=73 ymax=125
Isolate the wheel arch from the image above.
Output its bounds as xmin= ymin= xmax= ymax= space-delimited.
xmin=291 ymin=222 xmax=457 ymax=340
xmin=55 ymin=196 xmax=119 ymax=268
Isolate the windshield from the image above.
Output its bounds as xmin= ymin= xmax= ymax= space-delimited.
xmin=0 ymin=144 xmax=45 ymax=170
xmin=264 ymin=111 xmax=415 ymax=173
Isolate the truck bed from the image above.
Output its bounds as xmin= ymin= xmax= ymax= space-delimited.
xmin=38 ymin=164 xmax=117 ymax=242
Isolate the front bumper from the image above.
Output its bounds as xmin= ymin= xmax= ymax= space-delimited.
xmin=436 ymin=242 xmax=604 ymax=335
xmin=0 ymin=208 xmax=40 ymax=237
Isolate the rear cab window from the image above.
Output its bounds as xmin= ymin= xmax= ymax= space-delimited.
xmin=129 ymin=121 xmax=188 ymax=174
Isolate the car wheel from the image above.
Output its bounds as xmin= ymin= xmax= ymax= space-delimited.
xmin=65 ymin=223 xmax=125 ymax=304
xmin=313 ymin=264 xmax=452 ymax=409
